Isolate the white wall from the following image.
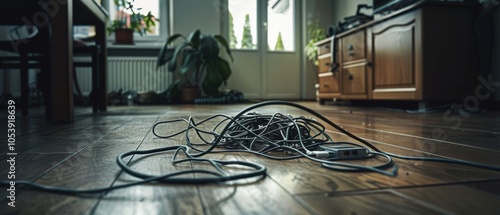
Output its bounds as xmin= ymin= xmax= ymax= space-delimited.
xmin=171 ymin=0 xmax=222 ymax=36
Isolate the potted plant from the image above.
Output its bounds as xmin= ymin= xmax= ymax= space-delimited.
xmin=157 ymin=29 xmax=234 ymax=103
xmin=304 ymin=19 xmax=327 ymax=70
xmin=107 ymin=0 xmax=158 ymax=44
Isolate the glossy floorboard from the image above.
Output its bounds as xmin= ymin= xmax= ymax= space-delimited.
xmin=0 ymin=101 xmax=499 ymax=215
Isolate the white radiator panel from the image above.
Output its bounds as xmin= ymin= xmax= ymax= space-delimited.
xmin=74 ymin=57 xmax=171 ymax=95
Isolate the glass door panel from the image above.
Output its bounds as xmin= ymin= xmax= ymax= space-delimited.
xmin=267 ymin=0 xmax=294 ymax=51
xmin=228 ymin=0 xmax=258 ymax=49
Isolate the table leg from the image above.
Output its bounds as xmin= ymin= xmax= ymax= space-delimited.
xmin=50 ymin=0 xmax=74 ymax=123
xmin=96 ymin=21 xmax=107 ymax=112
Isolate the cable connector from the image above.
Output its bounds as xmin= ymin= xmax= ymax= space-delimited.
xmin=308 ymin=151 xmax=332 ymax=159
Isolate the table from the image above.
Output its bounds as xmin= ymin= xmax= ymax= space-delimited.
xmin=51 ymin=0 xmax=108 ymax=122
xmin=1 ymin=0 xmax=108 ymax=123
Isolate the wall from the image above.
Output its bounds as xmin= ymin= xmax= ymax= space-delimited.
xmin=171 ymin=0 xmax=222 ymax=36
xmin=331 ymin=0 xmax=372 ymax=24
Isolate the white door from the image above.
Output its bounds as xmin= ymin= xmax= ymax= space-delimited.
xmin=225 ymin=0 xmax=301 ymax=99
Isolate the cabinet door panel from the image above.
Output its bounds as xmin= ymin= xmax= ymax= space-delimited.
xmin=372 ymin=21 xmax=416 ymax=89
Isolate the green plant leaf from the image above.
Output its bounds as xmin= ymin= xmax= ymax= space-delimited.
xmin=168 ymin=43 xmax=189 ymax=72
xmin=202 ymin=58 xmax=232 ymax=96
xmin=187 ymin=29 xmax=201 ymax=49
xmin=157 ymin=43 xmax=173 ymax=69
xmin=199 ymin=35 xmax=219 ymax=61
xmin=216 ymin=57 xmax=231 ymax=81
xmin=179 ymin=49 xmax=201 ymax=76
xmin=166 ymin=33 xmax=185 ymax=46
xmin=213 ymin=35 xmax=234 ymax=62
xmin=203 ymin=62 xmax=224 ymax=96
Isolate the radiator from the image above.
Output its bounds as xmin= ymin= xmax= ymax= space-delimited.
xmin=74 ymin=57 xmax=172 ymax=95
xmin=1 ymin=57 xmax=172 ymax=97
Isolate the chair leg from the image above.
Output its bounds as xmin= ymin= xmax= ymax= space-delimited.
xmin=73 ymin=65 xmax=87 ymax=107
xmin=20 ymin=52 xmax=29 ymax=116
xmin=38 ymin=53 xmax=52 ymax=121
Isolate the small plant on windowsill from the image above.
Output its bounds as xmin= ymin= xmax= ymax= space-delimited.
xmin=156 ymin=29 xmax=234 ymax=103
xmin=107 ymin=0 xmax=159 ymax=44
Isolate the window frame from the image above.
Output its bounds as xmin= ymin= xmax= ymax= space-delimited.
xmin=106 ymin=0 xmax=168 ymax=44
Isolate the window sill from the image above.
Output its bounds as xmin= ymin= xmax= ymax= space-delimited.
xmin=107 ymin=41 xmax=165 ymax=49
xmin=107 ymin=41 xmax=167 ymax=57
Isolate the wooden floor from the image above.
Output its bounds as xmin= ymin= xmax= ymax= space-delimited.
xmin=1 ymin=101 xmax=500 ymax=215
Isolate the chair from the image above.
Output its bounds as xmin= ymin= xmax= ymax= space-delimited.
xmin=0 ymin=25 xmax=50 ymax=116
xmin=0 ymin=24 xmax=103 ymax=119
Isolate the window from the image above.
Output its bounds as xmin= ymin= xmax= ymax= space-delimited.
xmin=73 ymin=0 xmax=167 ymax=43
xmin=227 ymin=0 xmax=294 ymax=51
xmin=107 ymin=0 xmax=167 ymax=42
xmin=267 ymin=0 xmax=294 ymax=51
xmin=228 ymin=0 xmax=258 ymax=50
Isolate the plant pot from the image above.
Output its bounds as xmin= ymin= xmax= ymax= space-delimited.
xmin=114 ymin=29 xmax=134 ymax=45
xmin=180 ymin=86 xmax=200 ymax=103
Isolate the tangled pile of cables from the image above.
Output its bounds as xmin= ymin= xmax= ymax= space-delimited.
xmin=152 ymin=101 xmax=500 ymax=176
xmin=2 ymin=101 xmax=500 ymax=196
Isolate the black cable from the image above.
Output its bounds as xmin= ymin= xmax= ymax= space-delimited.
xmin=116 ymin=145 xmax=266 ymax=184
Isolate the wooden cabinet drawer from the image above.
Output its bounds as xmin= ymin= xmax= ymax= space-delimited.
xmin=318 ymin=41 xmax=331 ymax=55
xmin=342 ymin=64 xmax=366 ymax=95
xmin=318 ymin=74 xmax=340 ymax=93
xmin=341 ymin=30 xmax=366 ymax=62
xmin=318 ymin=57 xmax=332 ymax=74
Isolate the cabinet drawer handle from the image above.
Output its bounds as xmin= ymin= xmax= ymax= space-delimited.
xmin=347 ymin=44 xmax=355 ymax=56
xmin=324 ymin=62 xmax=330 ymax=66
xmin=325 ymin=45 xmax=330 ymax=49
xmin=323 ymin=84 xmax=329 ymax=88
xmin=348 ymin=74 xmax=354 ymax=80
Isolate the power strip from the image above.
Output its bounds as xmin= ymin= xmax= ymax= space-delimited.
xmin=319 ymin=144 xmax=368 ymax=159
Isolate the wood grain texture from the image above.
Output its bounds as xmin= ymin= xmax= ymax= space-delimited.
xmin=395 ymin=180 xmax=500 ymax=214
xmin=371 ymin=17 xmax=416 ymax=89
xmin=298 ymin=190 xmax=445 ymax=215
